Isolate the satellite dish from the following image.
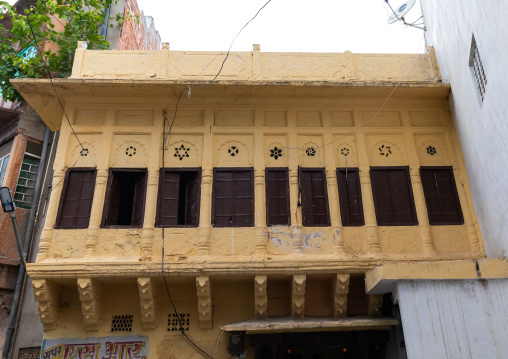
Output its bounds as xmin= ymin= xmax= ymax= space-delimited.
xmin=387 ymin=0 xmax=416 ymax=24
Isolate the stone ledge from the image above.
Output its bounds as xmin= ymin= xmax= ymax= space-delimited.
xmin=26 ymin=254 xmax=485 ymax=280
xmin=11 ymin=78 xmax=450 ymax=131
xmin=365 ymin=258 xmax=508 ymax=294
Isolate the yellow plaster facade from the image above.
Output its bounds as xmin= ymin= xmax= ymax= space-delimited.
xmin=13 ymin=44 xmax=485 ymax=358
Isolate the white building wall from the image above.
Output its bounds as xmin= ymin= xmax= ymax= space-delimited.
xmin=420 ymin=0 xmax=508 ymax=257
xmin=397 ymin=280 xmax=508 ymax=359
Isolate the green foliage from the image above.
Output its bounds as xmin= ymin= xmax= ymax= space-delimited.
xmin=0 ymin=0 xmax=121 ymax=102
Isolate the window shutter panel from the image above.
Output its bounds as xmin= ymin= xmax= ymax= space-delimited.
xmin=131 ymin=172 xmax=147 ymax=226
xmin=420 ymin=167 xmax=463 ymax=225
xmin=300 ymin=169 xmax=330 ymax=226
xmin=277 ymin=170 xmax=290 ymax=225
xmin=157 ymin=171 xmax=180 ymax=226
xmin=57 ymin=171 xmax=80 ymax=228
xmin=311 ymin=170 xmax=330 ymax=226
xmin=389 ymin=169 xmax=416 ymax=224
xmin=232 ymin=170 xmax=254 ymax=227
xmin=265 ymin=169 xmax=290 ymax=226
xmin=56 ymin=169 xmax=96 ymax=229
xmin=103 ymin=173 xmax=121 ymax=226
xmin=370 ymin=169 xmax=394 ymax=225
xmin=337 ymin=169 xmax=364 ymax=226
xmin=184 ymin=172 xmax=201 ymax=226
xmin=300 ymin=170 xmax=314 ymax=226
xmin=213 ymin=170 xmax=234 ymax=227
xmin=75 ymin=170 xmax=96 ymax=228
xmin=213 ymin=169 xmax=254 ymax=227
xmin=370 ymin=167 xmax=417 ymax=226
xmin=266 ymin=170 xmax=278 ymax=226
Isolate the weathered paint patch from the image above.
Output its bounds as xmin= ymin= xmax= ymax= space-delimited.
xmin=264 ymin=227 xmax=292 ymax=254
xmin=304 ymin=232 xmax=323 ymax=250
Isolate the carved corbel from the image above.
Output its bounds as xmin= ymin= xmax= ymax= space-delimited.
xmin=334 ymin=274 xmax=350 ymax=317
xmin=292 ymin=275 xmax=306 ymax=318
xmin=137 ymin=277 xmax=156 ymax=329
xmin=77 ymin=278 xmax=99 ymax=331
xmin=368 ymin=294 xmax=383 ymax=316
xmin=254 ymin=276 xmax=267 ymax=319
xmin=32 ymin=279 xmax=57 ymax=331
xmin=196 ymin=276 xmax=212 ymax=329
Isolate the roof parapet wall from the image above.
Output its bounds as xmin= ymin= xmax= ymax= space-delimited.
xmin=70 ymin=42 xmax=441 ymax=83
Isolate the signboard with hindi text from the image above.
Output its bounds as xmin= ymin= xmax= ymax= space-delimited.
xmin=40 ymin=335 xmax=148 ymax=359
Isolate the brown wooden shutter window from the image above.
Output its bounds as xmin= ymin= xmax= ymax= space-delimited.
xmin=337 ymin=168 xmax=365 ymax=226
xmin=156 ymin=169 xmax=201 ymax=227
xmin=101 ymin=169 xmax=147 ymax=228
xmin=265 ymin=168 xmax=290 ymax=226
xmin=55 ymin=168 xmax=96 ymax=229
xmin=420 ymin=167 xmax=464 ymax=225
xmin=212 ymin=168 xmax=254 ymax=227
xmin=299 ymin=168 xmax=331 ymax=227
xmin=370 ymin=167 xmax=418 ymax=226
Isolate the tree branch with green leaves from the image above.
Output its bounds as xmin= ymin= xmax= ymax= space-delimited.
xmin=0 ymin=0 xmax=130 ymax=102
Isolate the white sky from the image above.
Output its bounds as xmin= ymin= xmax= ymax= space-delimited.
xmin=7 ymin=0 xmax=426 ymax=53
xmin=135 ymin=0 xmax=426 ymax=53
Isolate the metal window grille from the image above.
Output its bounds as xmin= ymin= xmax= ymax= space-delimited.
xmin=18 ymin=347 xmax=41 ymax=359
xmin=13 ymin=154 xmax=40 ymax=209
xmin=111 ymin=314 xmax=133 ymax=332
xmin=168 ymin=313 xmax=190 ymax=331
xmin=0 ymin=154 xmax=9 ymax=185
xmin=469 ymin=36 xmax=487 ymax=102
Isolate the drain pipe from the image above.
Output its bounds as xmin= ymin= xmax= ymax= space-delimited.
xmin=2 ymin=126 xmax=50 ymax=359
xmin=100 ymin=4 xmax=111 ymax=38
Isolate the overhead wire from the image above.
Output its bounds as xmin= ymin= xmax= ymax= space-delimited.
xmin=165 ymin=1 xmax=426 ymax=155
xmin=161 ymin=96 xmax=213 ymax=359
xmin=48 ymin=156 xmax=80 ymax=194
xmin=160 ymin=10 xmax=425 ymax=357
xmin=288 ymin=34 xmax=426 ymax=234
xmin=194 ymin=0 xmax=272 ymax=87
xmin=22 ymin=1 xmax=426 ymax=357
xmin=25 ymin=10 xmax=85 ymax=151
xmin=160 ymin=1 xmax=273 ymax=358
xmin=280 ymin=33 xmax=426 ymax=152
xmin=162 ymin=0 xmax=272 ymax=115
xmin=23 ymin=6 xmax=86 ymax=194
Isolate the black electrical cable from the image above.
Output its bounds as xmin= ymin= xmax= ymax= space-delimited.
xmin=163 ymin=88 xmax=186 ymax=148
xmin=24 ymin=12 xmax=85 ymax=194
xmin=21 ymin=2 xmax=272 ymax=357
xmin=24 ymin=13 xmax=211 ymax=357
xmin=48 ymin=156 xmax=80 ymax=195
xmin=25 ymin=12 xmax=85 ymax=151
xmin=160 ymin=2 xmax=274 ymax=357
xmin=162 ymin=0 xmax=273 ymax=117
xmin=162 ymin=276 xmax=213 ymax=359
xmin=161 ymin=93 xmax=214 ymax=359
xmin=197 ymin=0 xmax=272 ymax=87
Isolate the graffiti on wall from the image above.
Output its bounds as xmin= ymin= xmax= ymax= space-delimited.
xmin=40 ymin=336 xmax=148 ymax=359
